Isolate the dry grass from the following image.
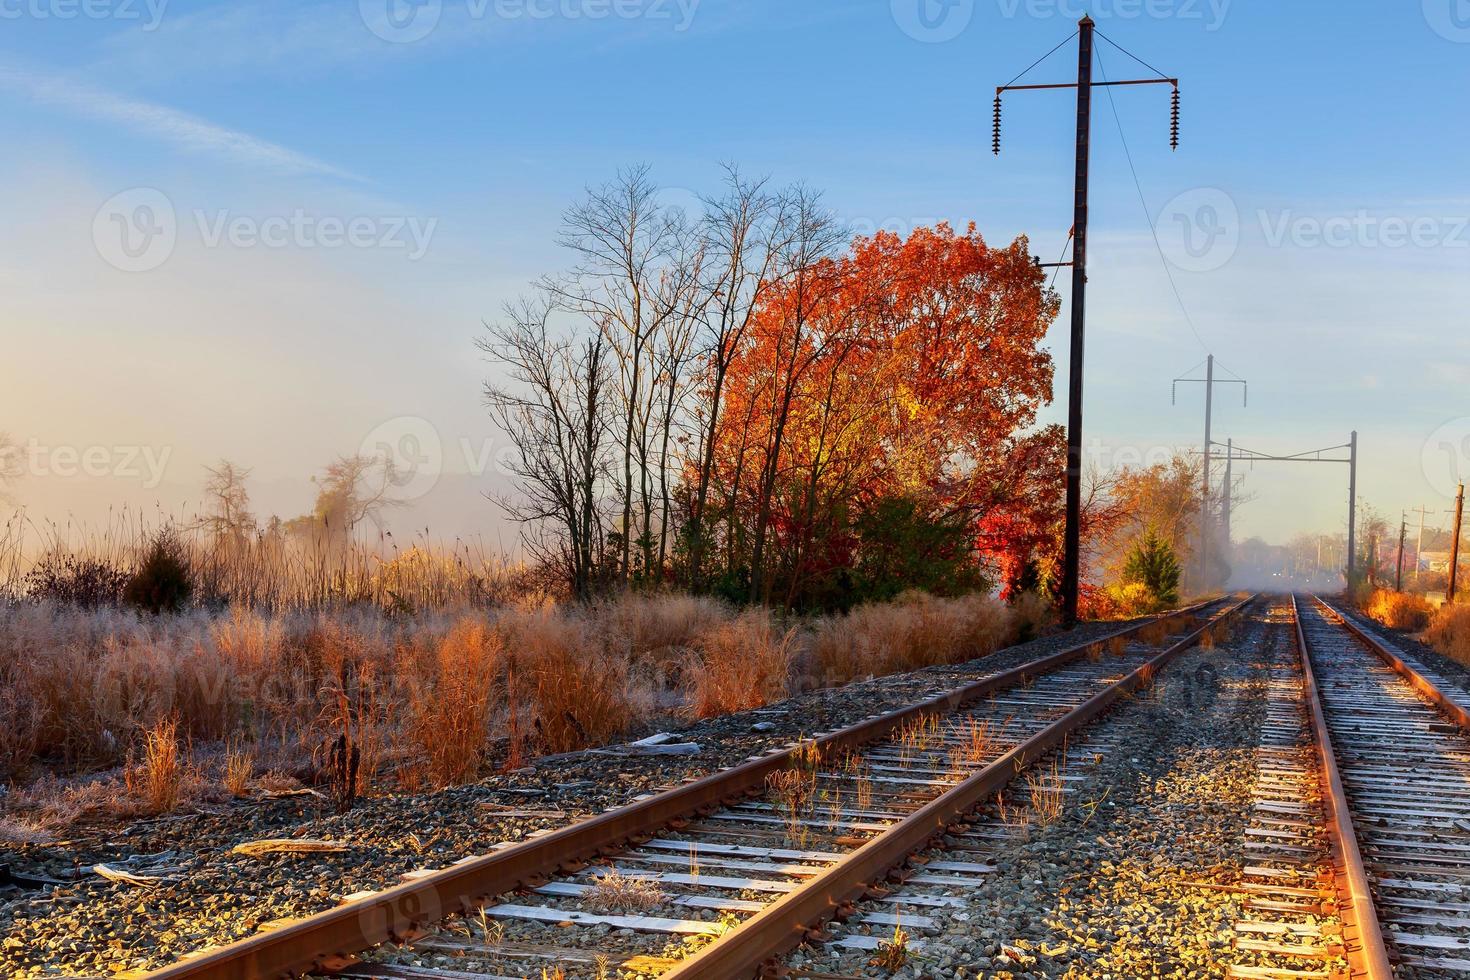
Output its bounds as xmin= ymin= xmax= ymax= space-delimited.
xmin=129 ymin=717 xmax=182 ymax=815
xmin=685 ymin=609 xmax=797 ymax=718
xmin=2 ymin=585 xmax=1047 ymax=826
xmin=583 ymin=869 xmax=668 ymax=913
xmin=223 ymin=740 xmax=254 ymax=797
xmin=1426 ymin=603 xmax=1470 ymax=666
xmin=1364 ymin=589 xmax=1434 ymax=631
xmin=407 ymin=619 xmax=501 ymax=786
xmin=1025 ymin=760 xmax=1066 ymax=827
xmin=811 ymin=591 xmax=1022 ymax=687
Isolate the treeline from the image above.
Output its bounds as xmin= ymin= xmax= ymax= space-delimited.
xmin=482 ymin=167 xmax=1066 ymax=611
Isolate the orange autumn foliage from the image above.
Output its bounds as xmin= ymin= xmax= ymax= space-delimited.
xmin=705 ymin=223 xmax=1064 ymax=607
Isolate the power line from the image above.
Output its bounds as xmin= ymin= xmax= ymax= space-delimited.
xmin=1095 ymin=47 xmax=1210 ymax=355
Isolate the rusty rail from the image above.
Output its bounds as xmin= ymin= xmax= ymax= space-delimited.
xmin=1291 ymin=595 xmax=1395 ymax=980
xmin=660 ymin=594 xmax=1257 ymax=979
xmin=1313 ymin=594 xmax=1470 ymax=731
xmin=140 ymin=598 xmax=1227 ymax=980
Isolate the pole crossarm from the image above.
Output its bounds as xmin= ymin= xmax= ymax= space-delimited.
xmin=1221 ymin=442 xmax=1353 ymax=464
xmin=1174 ymin=376 xmax=1248 ymax=407
xmin=998 ymin=78 xmax=1177 ymax=93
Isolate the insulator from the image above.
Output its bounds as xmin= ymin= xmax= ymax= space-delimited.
xmin=1170 ymin=85 xmax=1180 ymax=150
xmin=992 ymin=94 xmax=1003 ymax=155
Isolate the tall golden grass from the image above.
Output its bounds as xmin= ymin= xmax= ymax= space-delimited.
xmin=1426 ymin=603 xmax=1470 ymax=666
xmin=1 ymin=589 xmax=1046 ymax=802
xmin=1363 ymin=588 xmax=1434 ymax=631
xmin=2 ymin=508 xmax=533 ymax=613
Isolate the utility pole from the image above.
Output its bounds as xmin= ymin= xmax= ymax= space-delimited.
xmin=1347 ymin=431 xmax=1358 ymax=582
xmin=1395 ymin=513 xmax=1407 ymax=592
xmin=994 ymin=19 xmax=1179 ymax=626
xmin=1412 ymin=504 xmax=1435 ymax=587
xmin=1222 ymin=437 xmax=1233 ymax=550
xmin=1173 ymin=358 xmax=1246 ymax=590
xmin=1060 ymin=15 xmax=1095 ymax=630
xmin=1451 ymin=483 xmax=1465 ymax=603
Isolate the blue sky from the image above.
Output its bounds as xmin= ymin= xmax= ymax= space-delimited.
xmin=2 ymin=0 xmax=1468 ymax=547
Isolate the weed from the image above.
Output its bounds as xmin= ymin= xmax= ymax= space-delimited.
xmin=1025 ymin=760 xmax=1066 ymax=827
xmin=869 ymin=920 xmax=911 ymax=971
xmin=584 ymin=869 xmax=667 ymax=913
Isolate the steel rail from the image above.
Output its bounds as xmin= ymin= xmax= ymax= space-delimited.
xmin=1291 ymin=595 xmax=1395 ymax=980
xmin=659 ymin=594 xmax=1257 ymax=980
xmin=1312 ymin=594 xmax=1470 ymax=731
xmin=139 ymin=600 xmax=1223 ymax=980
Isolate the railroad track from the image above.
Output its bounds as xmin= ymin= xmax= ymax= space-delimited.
xmin=138 ymin=596 xmax=1250 ymax=980
xmin=1295 ymin=594 xmax=1470 ymax=979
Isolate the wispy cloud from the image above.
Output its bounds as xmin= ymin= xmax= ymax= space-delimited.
xmin=0 ymin=64 xmax=360 ymax=180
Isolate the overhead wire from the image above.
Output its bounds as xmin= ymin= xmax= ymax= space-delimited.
xmin=1094 ymin=46 xmax=1212 ymax=356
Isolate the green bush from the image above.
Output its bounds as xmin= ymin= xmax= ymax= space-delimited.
xmin=1122 ymin=527 xmax=1181 ymax=608
xmin=124 ymin=529 xmax=194 ymax=614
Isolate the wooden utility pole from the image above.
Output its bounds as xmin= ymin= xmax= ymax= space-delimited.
xmin=1059 ymin=15 xmax=1096 ymax=630
xmin=1451 ymin=483 xmax=1465 ymax=603
xmin=994 ymin=18 xmax=1179 ymax=626
xmin=1395 ymin=513 xmax=1407 ymax=592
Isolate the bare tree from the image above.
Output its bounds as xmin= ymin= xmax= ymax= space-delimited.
xmin=481 ymin=295 xmax=612 ymax=600
xmin=311 ymin=454 xmax=403 ymax=539
xmin=682 ymin=169 xmax=799 ymax=588
xmin=547 ymin=165 xmax=703 ymax=584
xmin=199 ymin=460 xmax=256 ymax=542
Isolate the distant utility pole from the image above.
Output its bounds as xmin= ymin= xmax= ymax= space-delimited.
xmin=1396 ymin=513 xmax=1407 ymax=592
xmin=1412 ymin=503 xmax=1435 ymax=587
xmin=1173 ymin=355 xmax=1247 ymax=587
xmin=1451 ymin=483 xmax=1465 ymax=603
xmin=1222 ymin=437 xmax=1233 ymax=548
xmin=994 ymin=16 xmax=1180 ymax=627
